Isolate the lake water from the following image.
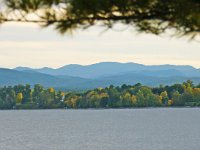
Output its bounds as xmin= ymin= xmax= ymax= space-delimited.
xmin=0 ymin=108 xmax=200 ymax=150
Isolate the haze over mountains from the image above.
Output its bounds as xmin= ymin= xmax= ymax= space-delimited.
xmin=15 ymin=62 xmax=199 ymax=78
xmin=1 ymin=62 xmax=200 ymax=90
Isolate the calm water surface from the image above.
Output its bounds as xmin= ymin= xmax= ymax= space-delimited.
xmin=0 ymin=108 xmax=200 ymax=150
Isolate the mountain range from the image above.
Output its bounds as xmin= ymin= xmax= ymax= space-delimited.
xmin=0 ymin=62 xmax=200 ymax=90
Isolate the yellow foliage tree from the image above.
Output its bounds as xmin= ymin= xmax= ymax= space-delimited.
xmin=131 ymin=95 xmax=137 ymax=106
xmin=65 ymin=96 xmax=80 ymax=108
xmin=168 ymin=100 xmax=173 ymax=106
xmin=99 ymin=93 xmax=109 ymax=99
xmin=160 ymin=91 xmax=169 ymax=105
xmin=16 ymin=93 xmax=23 ymax=104
xmin=193 ymin=88 xmax=200 ymax=102
xmin=48 ymin=88 xmax=55 ymax=93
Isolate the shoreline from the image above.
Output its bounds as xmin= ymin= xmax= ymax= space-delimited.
xmin=0 ymin=106 xmax=199 ymax=111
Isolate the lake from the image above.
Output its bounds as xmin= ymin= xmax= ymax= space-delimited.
xmin=0 ymin=108 xmax=200 ymax=150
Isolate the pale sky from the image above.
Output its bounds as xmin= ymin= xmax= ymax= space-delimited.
xmin=0 ymin=22 xmax=200 ymax=69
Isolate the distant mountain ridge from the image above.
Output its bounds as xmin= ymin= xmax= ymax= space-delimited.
xmin=0 ymin=62 xmax=199 ymax=90
xmin=14 ymin=62 xmax=200 ymax=78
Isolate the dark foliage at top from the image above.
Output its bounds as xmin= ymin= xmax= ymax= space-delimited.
xmin=0 ymin=0 xmax=200 ymax=38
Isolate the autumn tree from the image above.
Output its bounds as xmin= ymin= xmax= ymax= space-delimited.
xmin=16 ymin=93 xmax=23 ymax=104
xmin=193 ymin=88 xmax=200 ymax=103
xmin=120 ymin=92 xmax=137 ymax=107
xmin=86 ymin=91 xmax=101 ymax=108
xmin=64 ymin=92 xmax=83 ymax=108
xmin=160 ymin=91 xmax=169 ymax=105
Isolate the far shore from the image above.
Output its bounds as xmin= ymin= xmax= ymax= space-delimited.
xmin=0 ymin=106 xmax=199 ymax=111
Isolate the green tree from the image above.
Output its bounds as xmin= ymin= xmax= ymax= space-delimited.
xmin=136 ymin=90 xmax=146 ymax=107
xmin=148 ymin=94 xmax=162 ymax=107
xmin=182 ymin=87 xmax=193 ymax=103
xmin=32 ymin=84 xmax=44 ymax=104
xmin=37 ymin=90 xmax=54 ymax=108
xmin=3 ymin=87 xmax=16 ymax=108
xmin=108 ymin=87 xmax=121 ymax=107
xmin=86 ymin=91 xmax=101 ymax=108
xmin=99 ymin=92 xmax=109 ymax=108
xmin=0 ymin=96 xmax=4 ymax=109
xmin=172 ymin=91 xmax=184 ymax=106
xmin=164 ymin=84 xmax=184 ymax=99
xmin=183 ymin=80 xmax=194 ymax=88
xmin=22 ymin=84 xmax=32 ymax=104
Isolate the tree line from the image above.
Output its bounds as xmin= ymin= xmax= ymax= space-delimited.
xmin=0 ymin=80 xmax=200 ymax=109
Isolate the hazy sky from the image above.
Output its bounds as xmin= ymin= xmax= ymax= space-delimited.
xmin=0 ymin=22 xmax=200 ymax=69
